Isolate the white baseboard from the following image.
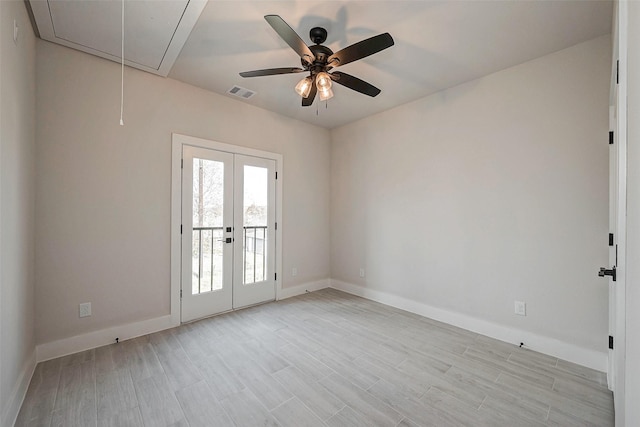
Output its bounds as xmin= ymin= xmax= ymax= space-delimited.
xmin=35 ymin=279 xmax=331 ymax=363
xmin=36 ymin=315 xmax=177 ymax=362
xmin=2 ymin=349 xmax=36 ymax=427
xmin=330 ymin=279 xmax=607 ymax=372
xmin=279 ymin=279 xmax=330 ymax=300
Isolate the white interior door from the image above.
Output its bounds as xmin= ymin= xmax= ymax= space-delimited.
xmin=233 ymin=155 xmax=276 ymax=308
xmin=181 ymin=146 xmax=234 ymax=322
xmin=181 ymin=147 xmax=276 ymax=322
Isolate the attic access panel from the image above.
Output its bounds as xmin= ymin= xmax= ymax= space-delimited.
xmin=29 ymin=0 xmax=206 ymax=77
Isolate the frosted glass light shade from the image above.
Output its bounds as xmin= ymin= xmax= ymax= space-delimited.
xmin=316 ymin=72 xmax=332 ymax=91
xmin=319 ymin=87 xmax=334 ymax=101
xmin=295 ymin=77 xmax=313 ymax=98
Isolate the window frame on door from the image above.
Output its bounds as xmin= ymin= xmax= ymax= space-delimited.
xmin=170 ymin=133 xmax=283 ymax=326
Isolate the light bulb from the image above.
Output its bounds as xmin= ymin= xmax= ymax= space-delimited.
xmin=295 ymin=77 xmax=313 ymax=98
xmin=319 ymin=87 xmax=334 ymax=101
xmin=316 ymin=72 xmax=332 ymax=91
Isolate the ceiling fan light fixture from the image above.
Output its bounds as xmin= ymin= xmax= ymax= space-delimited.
xmin=319 ymin=87 xmax=334 ymax=101
xmin=316 ymin=72 xmax=332 ymax=91
xmin=295 ymin=76 xmax=313 ymax=98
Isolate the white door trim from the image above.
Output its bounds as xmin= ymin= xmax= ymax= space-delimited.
xmin=171 ymin=133 xmax=283 ymax=325
xmin=609 ymin=1 xmax=628 ymax=424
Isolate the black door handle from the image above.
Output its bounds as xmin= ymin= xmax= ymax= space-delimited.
xmin=598 ymin=267 xmax=616 ymax=281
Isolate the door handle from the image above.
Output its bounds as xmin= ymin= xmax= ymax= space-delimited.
xmin=216 ymin=238 xmax=233 ymax=243
xmin=598 ymin=267 xmax=616 ymax=281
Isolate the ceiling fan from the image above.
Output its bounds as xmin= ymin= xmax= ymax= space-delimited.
xmin=239 ymin=15 xmax=394 ymax=106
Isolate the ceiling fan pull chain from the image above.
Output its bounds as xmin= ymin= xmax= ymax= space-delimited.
xmin=119 ymin=0 xmax=125 ymax=126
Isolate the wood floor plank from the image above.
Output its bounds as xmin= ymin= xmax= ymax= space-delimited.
xmin=368 ymin=379 xmax=457 ymax=427
xmin=555 ymin=359 xmax=608 ymax=386
xmin=195 ymin=352 xmax=246 ymax=400
xmin=354 ymin=353 xmax=431 ymax=398
xmin=157 ymin=347 xmax=202 ymax=392
xmin=127 ymin=342 xmax=164 ymax=382
xmin=277 ymin=344 xmax=335 ymax=382
xmin=96 ymin=367 xmax=137 ymax=419
xmin=240 ymin=337 xmax=291 ymax=374
xmin=53 ymin=360 xmax=95 ymax=412
xmin=326 ymin=405 xmax=382 ymax=427
xmin=318 ymin=373 xmax=403 ymax=426
xmin=273 ymin=366 xmax=345 ymax=420
xmin=223 ymin=351 xmax=293 ymax=410
xmin=219 ymin=389 xmax=280 ymax=427
xmin=149 ymin=328 xmax=184 ymax=357
xmin=98 ymin=406 xmax=144 ymax=427
xmin=175 ymin=380 xmax=233 ymax=426
xmin=271 ymin=397 xmax=327 ymax=427
xmin=133 ymin=373 xmax=188 ymax=426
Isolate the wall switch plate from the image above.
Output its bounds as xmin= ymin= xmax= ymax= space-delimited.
xmin=514 ymin=301 xmax=526 ymax=316
xmin=79 ymin=302 xmax=91 ymax=318
xmin=292 ymin=267 xmax=298 ymax=277
xmin=359 ymin=268 xmax=365 ymax=278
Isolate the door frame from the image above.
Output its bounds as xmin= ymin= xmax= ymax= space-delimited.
xmin=170 ymin=133 xmax=283 ymax=325
xmin=609 ymin=1 xmax=628 ymax=423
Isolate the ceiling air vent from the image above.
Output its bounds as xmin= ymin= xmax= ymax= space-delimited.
xmin=227 ymin=85 xmax=256 ymax=99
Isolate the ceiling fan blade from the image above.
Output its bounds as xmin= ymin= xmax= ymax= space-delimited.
xmin=302 ymin=78 xmax=317 ymax=107
xmin=240 ymin=67 xmax=306 ymax=78
xmin=327 ymin=33 xmax=394 ymax=68
xmin=264 ymin=15 xmax=316 ymax=64
xmin=330 ymin=71 xmax=381 ymax=97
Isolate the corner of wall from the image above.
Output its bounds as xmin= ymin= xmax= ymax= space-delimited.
xmin=1 ymin=349 xmax=36 ymax=427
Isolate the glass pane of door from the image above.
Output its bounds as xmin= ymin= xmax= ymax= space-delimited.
xmin=191 ymin=158 xmax=224 ymax=294
xmin=242 ymin=165 xmax=268 ymax=284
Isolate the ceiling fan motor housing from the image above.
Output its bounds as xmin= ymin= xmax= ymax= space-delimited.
xmin=303 ymin=44 xmax=334 ymax=71
xmin=310 ymin=27 xmax=328 ymax=44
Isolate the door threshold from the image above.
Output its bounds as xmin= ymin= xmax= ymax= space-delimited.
xmin=181 ymin=298 xmax=275 ymax=324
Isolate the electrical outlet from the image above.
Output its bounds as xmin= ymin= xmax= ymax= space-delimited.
xmin=79 ymin=302 xmax=91 ymax=318
xmin=292 ymin=267 xmax=298 ymax=277
xmin=514 ymin=301 xmax=526 ymax=316
xmin=359 ymin=268 xmax=365 ymax=278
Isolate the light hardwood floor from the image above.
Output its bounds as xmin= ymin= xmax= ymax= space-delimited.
xmin=16 ymin=288 xmax=614 ymax=426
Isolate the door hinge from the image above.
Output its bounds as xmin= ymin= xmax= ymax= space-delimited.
xmin=181 ymin=158 xmax=184 ymax=169
xmin=180 ymin=289 xmax=183 ymax=299
xmin=609 ymin=335 xmax=614 ymax=350
xmin=616 ymin=60 xmax=619 ymax=84
xmin=275 ymin=222 xmax=278 ymax=230
xmin=181 ymin=224 xmax=183 ymax=234
xmin=609 ymin=131 xmax=614 ymax=145
xmin=275 ymin=171 xmax=278 ymax=180
xmin=609 ymin=233 xmax=614 ymax=246
xmin=275 ymin=272 xmax=277 ymax=281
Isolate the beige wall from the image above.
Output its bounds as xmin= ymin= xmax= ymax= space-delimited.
xmin=0 ymin=1 xmax=37 ymax=425
xmin=35 ymin=41 xmax=331 ymax=345
xmin=331 ymin=36 xmax=611 ymax=356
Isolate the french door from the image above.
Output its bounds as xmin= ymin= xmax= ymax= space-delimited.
xmin=181 ymin=145 xmax=276 ymax=322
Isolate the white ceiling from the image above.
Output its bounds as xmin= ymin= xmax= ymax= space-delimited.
xmin=28 ymin=0 xmax=206 ymax=76
xmin=30 ymin=1 xmax=613 ymax=129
